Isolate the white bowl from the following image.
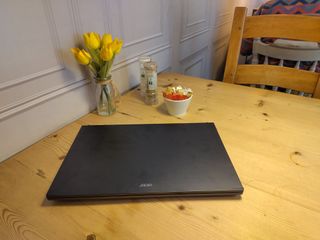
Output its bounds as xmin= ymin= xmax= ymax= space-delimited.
xmin=164 ymin=95 xmax=192 ymax=116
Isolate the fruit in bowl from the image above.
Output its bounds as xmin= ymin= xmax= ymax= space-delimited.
xmin=163 ymin=86 xmax=193 ymax=116
xmin=163 ymin=86 xmax=192 ymax=100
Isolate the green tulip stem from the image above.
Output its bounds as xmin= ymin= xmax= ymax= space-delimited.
xmin=99 ymin=55 xmax=116 ymax=78
xmin=88 ymin=48 xmax=101 ymax=66
xmin=105 ymin=55 xmax=116 ymax=77
xmin=102 ymin=85 xmax=113 ymax=114
xmin=99 ymin=61 xmax=108 ymax=78
xmin=88 ymin=63 xmax=97 ymax=76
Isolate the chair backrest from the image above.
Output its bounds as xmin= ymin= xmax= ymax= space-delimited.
xmin=252 ymin=39 xmax=320 ymax=96
xmin=223 ymin=7 xmax=320 ymax=98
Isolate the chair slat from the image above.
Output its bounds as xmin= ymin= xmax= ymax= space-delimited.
xmin=235 ymin=65 xmax=319 ymax=93
xmin=243 ymin=14 xmax=320 ymax=42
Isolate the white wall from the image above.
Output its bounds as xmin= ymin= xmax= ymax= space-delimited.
xmin=0 ymin=0 xmax=260 ymax=162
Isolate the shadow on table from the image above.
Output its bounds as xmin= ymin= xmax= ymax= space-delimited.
xmin=156 ymin=103 xmax=168 ymax=115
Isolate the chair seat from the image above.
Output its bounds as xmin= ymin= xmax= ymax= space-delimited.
xmin=253 ymin=39 xmax=320 ymax=62
xmin=272 ymin=39 xmax=319 ymax=50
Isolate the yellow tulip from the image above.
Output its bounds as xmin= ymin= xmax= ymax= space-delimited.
xmin=71 ymin=48 xmax=91 ymax=65
xmin=100 ymin=46 xmax=114 ymax=61
xmin=83 ymin=32 xmax=101 ymax=49
xmin=102 ymin=33 xmax=113 ymax=47
xmin=110 ymin=38 xmax=123 ymax=54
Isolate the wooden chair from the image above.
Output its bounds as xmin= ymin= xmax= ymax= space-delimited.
xmin=252 ymin=38 xmax=320 ymax=96
xmin=223 ymin=7 xmax=320 ymax=99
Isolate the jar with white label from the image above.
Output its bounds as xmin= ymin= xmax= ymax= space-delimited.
xmin=139 ymin=56 xmax=151 ymax=97
xmin=144 ymin=61 xmax=158 ymax=105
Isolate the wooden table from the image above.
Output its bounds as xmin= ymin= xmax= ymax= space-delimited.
xmin=1 ymin=73 xmax=320 ymax=240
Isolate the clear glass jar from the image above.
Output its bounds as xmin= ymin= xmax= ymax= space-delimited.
xmin=144 ymin=61 xmax=158 ymax=105
xmin=139 ymin=56 xmax=151 ymax=97
xmin=95 ymin=75 xmax=118 ymax=116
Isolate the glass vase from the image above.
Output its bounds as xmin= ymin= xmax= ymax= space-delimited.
xmin=95 ymin=76 xmax=119 ymax=116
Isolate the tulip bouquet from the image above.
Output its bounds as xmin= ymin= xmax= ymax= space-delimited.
xmin=71 ymin=32 xmax=123 ymax=79
xmin=71 ymin=32 xmax=123 ymax=116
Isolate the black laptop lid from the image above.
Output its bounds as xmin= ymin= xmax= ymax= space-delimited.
xmin=47 ymin=123 xmax=243 ymax=200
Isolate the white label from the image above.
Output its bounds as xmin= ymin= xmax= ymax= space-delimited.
xmin=147 ymin=72 xmax=157 ymax=91
xmin=140 ymin=70 xmax=146 ymax=86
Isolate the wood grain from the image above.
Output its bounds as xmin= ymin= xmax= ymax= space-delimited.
xmin=1 ymin=73 xmax=320 ymax=240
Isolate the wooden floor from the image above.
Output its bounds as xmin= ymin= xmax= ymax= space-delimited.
xmin=0 ymin=73 xmax=320 ymax=240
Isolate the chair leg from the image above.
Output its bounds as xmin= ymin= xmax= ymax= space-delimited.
xmin=260 ymin=56 xmax=269 ymax=89
xmin=310 ymin=61 xmax=317 ymax=72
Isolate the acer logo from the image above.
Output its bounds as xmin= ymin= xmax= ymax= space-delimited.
xmin=139 ymin=183 xmax=152 ymax=187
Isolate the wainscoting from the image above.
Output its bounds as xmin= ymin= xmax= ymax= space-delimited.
xmin=0 ymin=0 xmax=260 ymax=161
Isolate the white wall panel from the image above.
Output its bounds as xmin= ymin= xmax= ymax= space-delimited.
xmin=0 ymin=83 xmax=94 ymax=161
xmin=185 ymin=61 xmax=203 ymax=77
xmin=0 ymin=0 xmax=60 ymax=84
xmin=179 ymin=30 xmax=211 ymax=61
xmin=181 ymin=48 xmax=208 ymax=78
xmin=108 ymin=0 xmax=169 ymax=65
xmin=119 ymin=0 xmax=163 ymax=46
xmin=0 ymin=0 xmax=260 ymax=162
xmin=181 ymin=0 xmax=210 ymax=42
xmin=76 ymin=0 xmax=108 ymax=33
xmin=0 ymin=0 xmax=85 ymax=119
xmin=0 ymin=0 xmax=67 ymax=109
xmin=186 ymin=0 xmax=208 ymax=26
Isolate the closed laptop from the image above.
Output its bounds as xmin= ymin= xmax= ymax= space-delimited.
xmin=47 ymin=123 xmax=243 ymax=200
